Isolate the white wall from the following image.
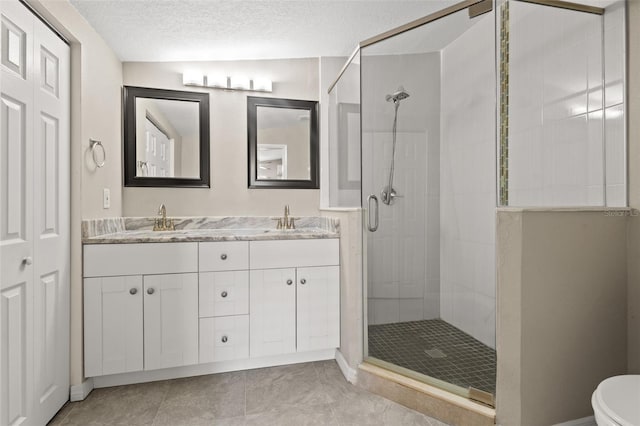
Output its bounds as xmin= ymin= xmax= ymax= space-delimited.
xmin=361 ymin=52 xmax=441 ymax=324
xmin=440 ymin=13 xmax=496 ymax=348
xmin=507 ymin=1 xmax=626 ymax=207
xmin=122 ymin=59 xmax=320 ymax=217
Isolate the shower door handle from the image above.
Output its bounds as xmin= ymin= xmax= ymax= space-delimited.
xmin=367 ymin=195 xmax=379 ymax=232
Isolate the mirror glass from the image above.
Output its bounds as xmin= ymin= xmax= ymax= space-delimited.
xmin=248 ymin=96 xmax=319 ymax=189
xmin=135 ymin=98 xmax=199 ymax=178
xmin=123 ymin=86 xmax=210 ymax=187
xmin=256 ymin=107 xmax=311 ymax=180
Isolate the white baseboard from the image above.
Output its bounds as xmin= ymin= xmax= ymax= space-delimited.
xmin=553 ymin=415 xmax=596 ymax=426
xmin=335 ymin=349 xmax=357 ymax=383
xmin=93 ymin=348 xmax=335 ymax=388
xmin=70 ymin=378 xmax=94 ymax=401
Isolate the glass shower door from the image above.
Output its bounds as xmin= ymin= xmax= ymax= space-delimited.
xmin=360 ymin=3 xmax=497 ymax=405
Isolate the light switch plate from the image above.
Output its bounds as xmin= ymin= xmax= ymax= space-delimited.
xmin=103 ymin=188 xmax=111 ymax=209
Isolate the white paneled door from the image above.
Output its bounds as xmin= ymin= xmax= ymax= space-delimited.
xmin=1 ymin=1 xmax=70 ymax=425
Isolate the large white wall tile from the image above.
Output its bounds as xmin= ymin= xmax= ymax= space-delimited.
xmin=507 ymin=1 xmax=623 ymax=208
xmin=441 ymin=13 xmax=496 ymax=348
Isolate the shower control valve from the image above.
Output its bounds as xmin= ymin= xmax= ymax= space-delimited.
xmin=381 ymin=187 xmax=403 ymax=205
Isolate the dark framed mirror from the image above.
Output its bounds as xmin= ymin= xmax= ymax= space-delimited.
xmin=123 ymin=86 xmax=210 ymax=187
xmin=247 ymin=96 xmax=319 ymax=189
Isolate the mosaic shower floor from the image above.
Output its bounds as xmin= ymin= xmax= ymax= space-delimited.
xmin=368 ymin=319 xmax=496 ymax=395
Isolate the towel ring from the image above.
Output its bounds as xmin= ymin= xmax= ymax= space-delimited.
xmin=90 ymin=139 xmax=106 ymax=168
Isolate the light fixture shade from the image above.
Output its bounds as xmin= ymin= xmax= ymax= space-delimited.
xmin=206 ymin=74 xmax=228 ymax=88
xmin=182 ymin=71 xmax=203 ymax=86
xmin=230 ymin=76 xmax=251 ymax=90
xmin=253 ymin=78 xmax=273 ymax=92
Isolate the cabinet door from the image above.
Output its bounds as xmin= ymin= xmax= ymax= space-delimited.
xmin=249 ymin=268 xmax=296 ymax=358
xmin=143 ymin=273 xmax=198 ymax=370
xmin=296 ymin=266 xmax=340 ymax=352
xmin=84 ymin=276 xmax=143 ymax=377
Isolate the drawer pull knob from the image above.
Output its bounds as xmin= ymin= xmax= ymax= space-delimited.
xmin=220 ymin=254 xmax=228 ymax=260
xmin=221 ymin=336 xmax=228 ymax=343
xmin=221 ymin=291 xmax=228 ymax=298
xmin=129 ymin=288 xmax=138 ymax=295
xmin=147 ymin=288 xmax=155 ymax=295
xmin=22 ymin=256 xmax=33 ymax=266
xmin=300 ymin=278 xmax=307 ymax=285
xmin=286 ymin=279 xmax=293 ymax=285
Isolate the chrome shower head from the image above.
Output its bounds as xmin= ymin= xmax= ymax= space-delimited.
xmin=385 ymin=86 xmax=410 ymax=103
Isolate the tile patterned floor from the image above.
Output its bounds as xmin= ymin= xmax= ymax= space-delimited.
xmin=368 ymin=319 xmax=496 ymax=395
xmin=47 ymin=360 xmax=449 ymax=426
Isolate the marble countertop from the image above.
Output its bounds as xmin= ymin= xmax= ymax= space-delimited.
xmin=82 ymin=216 xmax=340 ymax=244
xmin=83 ymin=228 xmax=338 ymax=244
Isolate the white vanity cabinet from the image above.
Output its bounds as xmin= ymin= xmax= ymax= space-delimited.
xmin=83 ymin=236 xmax=340 ymax=382
xmin=249 ymin=240 xmax=340 ymax=358
xmin=83 ymin=243 xmax=199 ymax=377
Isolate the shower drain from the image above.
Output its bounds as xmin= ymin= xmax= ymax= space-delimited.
xmin=425 ymin=348 xmax=447 ymax=358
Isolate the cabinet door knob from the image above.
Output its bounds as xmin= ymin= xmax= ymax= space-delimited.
xmin=221 ymin=291 xmax=228 ymax=298
xmin=300 ymin=278 xmax=307 ymax=285
xmin=22 ymin=256 xmax=33 ymax=266
xmin=147 ymin=288 xmax=155 ymax=295
xmin=220 ymin=254 xmax=227 ymax=260
xmin=221 ymin=335 xmax=228 ymax=343
xmin=129 ymin=288 xmax=138 ymax=295
xmin=286 ymin=279 xmax=293 ymax=285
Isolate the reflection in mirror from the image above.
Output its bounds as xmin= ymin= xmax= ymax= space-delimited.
xmin=123 ymin=86 xmax=210 ymax=187
xmin=256 ymin=107 xmax=310 ymax=180
xmin=248 ymin=96 xmax=319 ymax=189
xmin=135 ymin=98 xmax=199 ymax=178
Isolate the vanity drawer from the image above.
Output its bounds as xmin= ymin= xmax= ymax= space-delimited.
xmin=199 ymin=315 xmax=249 ymax=363
xmin=84 ymin=243 xmax=198 ymax=277
xmin=199 ymin=241 xmax=249 ymax=272
xmin=250 ymin=239 xmax=339 ymax=269
xmin=199 ymin=271 xmax=249 ymax=317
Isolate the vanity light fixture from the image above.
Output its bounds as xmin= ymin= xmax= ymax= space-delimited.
xmin=183 ymin=72 xmax=273 ymax=93
xmin=182 ymin=71 xmax=204 ymax=86
xmin=230 ymin=76 xmax=251 ymax=90
xmin=206 ymin=74 xmax=228 ymax=89
xmin=253 ymin=77 xmax=273 ymax=92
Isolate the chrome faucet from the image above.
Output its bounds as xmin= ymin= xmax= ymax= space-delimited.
xmin=153 ymin=203 xmax=175 ymax=231
xmin=274 ymin=205 xmax=295 ymax=230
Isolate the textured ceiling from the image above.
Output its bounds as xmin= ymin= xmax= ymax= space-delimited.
xmin=68 ymin=0 xmax=460 ymax=61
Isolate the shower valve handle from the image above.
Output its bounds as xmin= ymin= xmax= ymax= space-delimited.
xmin=381 ymin=187 xmax=402 ymax=205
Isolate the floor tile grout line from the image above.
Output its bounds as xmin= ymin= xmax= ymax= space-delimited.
xmin=149 ymin=380 xmax=172 ymax=426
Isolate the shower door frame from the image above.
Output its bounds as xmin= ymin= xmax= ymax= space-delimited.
xmin=356 ymin=0 xmax=497 ymax=403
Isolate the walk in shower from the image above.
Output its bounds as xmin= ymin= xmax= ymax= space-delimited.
xmin=327 ymin=0 xmax=626 ymax=408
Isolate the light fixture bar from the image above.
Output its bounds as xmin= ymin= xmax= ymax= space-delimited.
xmin=184 ymin=72 xmax=273 ymax=93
